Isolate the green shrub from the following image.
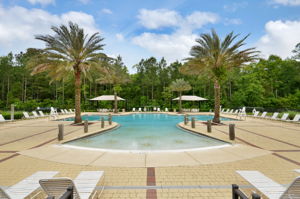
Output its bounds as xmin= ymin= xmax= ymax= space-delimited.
xmin=0 ymin=111 xmax=24 ymax=120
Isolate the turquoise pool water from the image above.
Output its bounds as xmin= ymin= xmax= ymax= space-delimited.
xmin=64 ymin=114 xmax=231 ymax=151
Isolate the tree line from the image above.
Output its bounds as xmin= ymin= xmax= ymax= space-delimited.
xmin=0 ymin=23 xmax=300 ymax=122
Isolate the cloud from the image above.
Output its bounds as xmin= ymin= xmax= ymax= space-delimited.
xmin=132 ymin=32 xmax=197 ymax=63
xmin=101 ymin=8 xmax=113 ymax=14
xmin=137 ymin=9 xmax=181 ymax=29
xmin=0 ymin=4 xmax=100 ymax=55
xmin=223 ymin=2 xmax=248 ymax=12
xmin=137 ymin=9 xmax=218 ymax=31
xmin=115 ymin=33 xmax=124 ymax=41
xmin=224 ymin=18 xmax=242 ymax=25
xmin=270 ymin=0 xmax=300 ymax=6
xmin=133 ymin=9 xmax=218 ymax=63
xmin=256 ymin=20 xmax=300 ymax=58
xmin=27 ymin=0 xmax=55 ymax=6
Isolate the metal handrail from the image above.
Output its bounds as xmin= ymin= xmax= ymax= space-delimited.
xmin=232 ymin=184 xmax=261 ymax=199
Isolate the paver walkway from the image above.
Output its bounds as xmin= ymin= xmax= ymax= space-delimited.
xmin=0 ymin=112 xmax=299 ymax=198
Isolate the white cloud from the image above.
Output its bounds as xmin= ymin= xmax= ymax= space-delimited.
xmin=137 ymin=9 xmax=181 ymax=29
xmin=115 ymin=33 xmax=124 ymax=41
xmin=137 ymin=9 xmax=218 ymax=31
xmin=133 ymin=32 xmax=197 ymax=63
xmin=224 ymin=18 xmax=242 ymax=25
xmin=0 ymin=4 xmax=100 ymax=54
xmin=27 ymin=0 xmax=54 ymax=6
xmin=271 ymin=0 xmax=300 ymax=6
xmin=101 ymin=8 xmax=113 ymax=14
xmin=257 ymin=20 xmax=300 ymax=58
xmin=133 ymin=9 xmax=218 ymax=63
xmin=223 ymin=2 xmax=248 ymax=12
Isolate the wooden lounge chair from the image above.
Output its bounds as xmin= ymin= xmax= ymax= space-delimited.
xmin=39 ymin=171 xmax=104 ymax=199
xmin=0 ymin=171 xmax=58 ymax=199
xmin=237 ymin=170 xmax=300 ymax=199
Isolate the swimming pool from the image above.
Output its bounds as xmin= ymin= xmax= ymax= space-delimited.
xmin=64 ymin=114 xmax=231 ymax=151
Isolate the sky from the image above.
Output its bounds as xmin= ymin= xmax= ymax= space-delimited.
xmin=0 ymin=0 xmax=300 ymax=73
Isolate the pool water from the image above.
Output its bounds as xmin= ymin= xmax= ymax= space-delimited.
xmin=64 ymin=114 xmax=231 ymax=151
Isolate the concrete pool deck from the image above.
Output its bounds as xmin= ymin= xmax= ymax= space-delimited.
xmin=0 ymin=112 xmax=299 ymax=198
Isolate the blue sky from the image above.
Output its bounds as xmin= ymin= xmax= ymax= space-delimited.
xmin=0 ymin=0 xmax=300 ymax=73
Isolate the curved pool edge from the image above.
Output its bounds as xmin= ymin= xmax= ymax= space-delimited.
xmin=60 ymin=142 xmax=231 ymax=153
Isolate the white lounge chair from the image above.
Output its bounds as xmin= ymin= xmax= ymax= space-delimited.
xmin=153 ymin=107 xmax=157 ymax=111
xmin=251 ymin=111 xmax=260 ymax=117
xmin=268 ymin=112 xmax=279 ymax=120
xmin=260 ymin=111 xmax=267 ymax=119
xmin=32 ymin=111 xmax=41 ymax=118
xmin=64 ymin=109 xmax=71 ymax=114
xmin=38 ymin=111 xmax=47 ymax=117
xmin=132 ymin=108 xmax=136 ymax=112
xmin=143 ymin=107 xmax=147 ymax=112
xmin=0 ymin=114 xmax=13 ymax=122
xmin=69 ymin=109 xmax=74 ymax=113
xmin=237 ymin=170 xmax=300 ymax=199
xmin=290 ymin=114 xmax=300 ymax=122
xmin=278 ymin=113 xmax=289 ymax=121
xmin=157 ymin=108 xmax=160 ymax=112
xmin=0 ymin=171 xmax=58 ymax=199
xmin=23 ymin=112 xmax=34 ymax=119
xmin=165 ymin=108 xmax=169 ymax=112
xmin=138 ymin=108 xmax=142 ymax=112
xmin=39 ymin=171 xmax=104 ymax=199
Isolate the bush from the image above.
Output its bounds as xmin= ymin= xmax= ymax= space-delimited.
xmin=0 ymin=111 xmax=24 ymax=120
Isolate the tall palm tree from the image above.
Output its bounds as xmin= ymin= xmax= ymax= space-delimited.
xmin=170 ymin=79 xmax=191 ymax=113
xmin=97 ymin=56 xmax=130 ymax=113
xmin=28 ymin=22 xmax=106 ymax=123
xmin=181 ymin=29 xmax=258 ymax=123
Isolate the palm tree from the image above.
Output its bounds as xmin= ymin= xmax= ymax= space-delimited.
xmin=170 ymin=79 xmax=191 ymax=113
xmin=181 ymin=29 xmax=258 ymax=123
xmin=28 ymin=22 xmax=106 ymax=123
xmin=97 ymin=56 xmax=130 ymax=113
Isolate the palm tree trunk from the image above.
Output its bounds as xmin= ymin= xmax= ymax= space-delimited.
xmin=74 ymin=70 xmax=82 ymax=123
xmin=213 ymin=80 xmax=220 ymax=123
xmin=114 ymin=90 xmax=118 ymax=113
xmin=179 ymin=91 xmax=182 ymax=113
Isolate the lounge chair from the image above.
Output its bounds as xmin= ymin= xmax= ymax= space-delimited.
xmin=290 ymin=114 xmax=300 ymax=122
xmin=0 ymin=114 xmax=13 ymax=122
xmin=278 ymin=113 xmax=289 ymax=121
xmin=32 ymin=111 xmax=41 ymax=118
xmin=38 ymin=111 xmax=47 ymax=117
xmin=165 ymin=108 xmax=169 ymax=112
xmin=268 ymin=112 xmax=279 ymax=120
xmin=143 ymin=107 xmax=147 ymax=112
xmin=157 ymin=108 xmax=160 ymax=112
xmin=0 ymin=171 xmax=58 ymax=199
xmin=23 ymin=112 xmax=34 ymax=119
xmin=233 ymin=110 xmax=239 ymax=115
xmin=260 ymin=111 xmax=267 ymax=119
xmin=132 ymin=108 xmax=136 ymax=112
xmin=39 ymin=171 xmax=104 ymax=199
xmin=153 ymin=107 xmax=157 ymax=111
xmin=69 ymin=109 xmax=74 ymax=113
xmin=250 ymin=111 xmax=260 ymax=118
xmin=237 ymin=170 xmax=300 ymax=199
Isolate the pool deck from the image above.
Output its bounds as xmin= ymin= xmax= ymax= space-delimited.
xmin=0 ymin=112 xmax=299 ymax=198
